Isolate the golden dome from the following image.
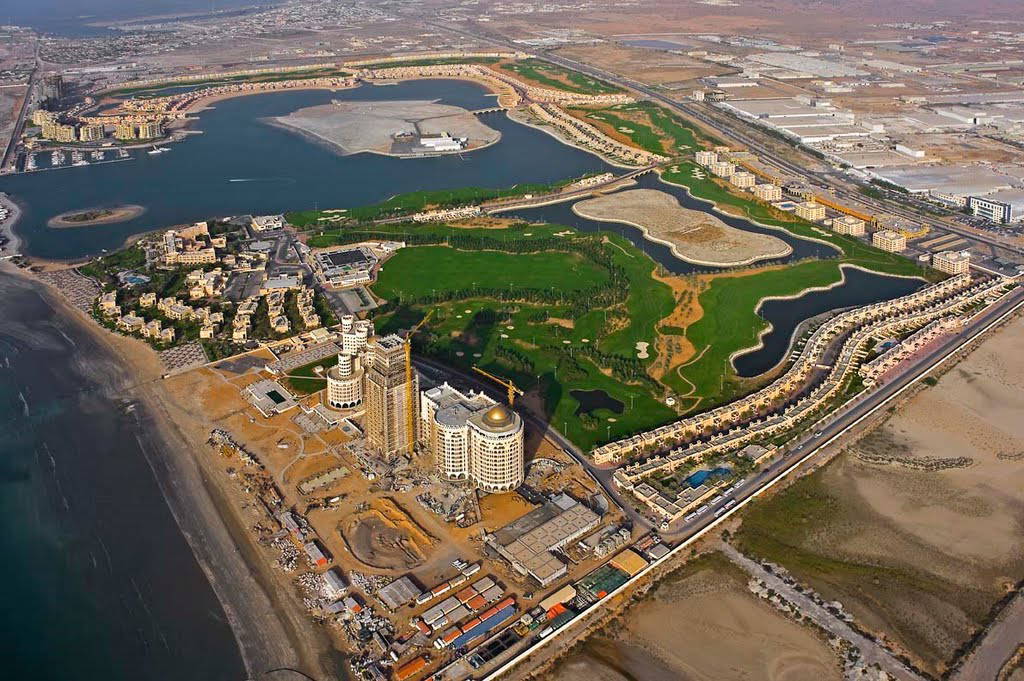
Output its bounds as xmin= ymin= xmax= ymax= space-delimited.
xmin=483 ymin=404 xmax=512 ymax=426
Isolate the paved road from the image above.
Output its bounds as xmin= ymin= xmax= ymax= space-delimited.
xmin=1 ymin=42 xmax=39 ymax=171
xmin=721 ymin=543 xmax=925 ymax=681
xmin=953 ymin=589 xmax=1024 ymax=681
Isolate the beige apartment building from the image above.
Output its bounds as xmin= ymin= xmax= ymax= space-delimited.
xmin=730 ymin=171 xmax=756 ymax=188
xmin=326 ymin=352 xmax=364 ymax=409
xmin=931 ymin=249 xmax=971 ymax=274
xmin=709 ymin=160 xmax=735 ymax=177
xmin=114 ymin=121 xmax=136 ymax=140
xmin=832 ymin=215 xmax=866 ymax=236
xmin=872 ymin=229 xmax=906 ymax=252
xmin=795 ymin=201 xmax=826 ymax=222
xmin=364 ymin=334 xmax=419 ymax=458
xmin=753 ymin=183 xmax=782 ymax=202
xmin=78 ymin=124 xmax=104 ymax=142
xmin=694 ymin=150 xmax=718 ymax=166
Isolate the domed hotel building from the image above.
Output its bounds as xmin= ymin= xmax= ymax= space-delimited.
xmin=421 ymin=383 xmax=525 ymax=492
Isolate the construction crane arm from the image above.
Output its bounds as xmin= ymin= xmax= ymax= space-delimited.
xmin=472 ymin=366 xmax=524 ymax=406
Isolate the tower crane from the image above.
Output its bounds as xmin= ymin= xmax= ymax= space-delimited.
xmin=472 ymin=366 xmax=524 ymax=406
xmin=404 ymin=310 xmax=433 ymax=456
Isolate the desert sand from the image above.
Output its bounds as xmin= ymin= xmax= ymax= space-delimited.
xmin=550 ymin=554 xmax=842 ymax=681
xmin=574 ymin=189 xmax=791 ymax=266
xmin=737 ymin=314 xmax=1024 ymax=676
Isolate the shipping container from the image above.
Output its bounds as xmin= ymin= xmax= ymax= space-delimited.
xmin=394 ymin=655 xmax=427 ymax=681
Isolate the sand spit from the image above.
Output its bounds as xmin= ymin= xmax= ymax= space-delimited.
xmin=573 ymin=188 xmax=792 ymax=267
xmin=271 ymin=98 xmax=500 ymax=157
xmin=8 ymin=262 xmax=339 ymax=680
xmin=47 ymin=204 xmax=145 ymax=229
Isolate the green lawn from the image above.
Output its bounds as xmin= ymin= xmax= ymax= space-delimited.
xmin=578 ymin=101 xmax=712 ymax=157
xmin=499 ymin=59 xmax=623 ymax=95
xmin=287 ymin=177 xmax=590 ymax=227
xmin=369 ymin=229 xmax=677 ymax=450
xmin=285 ymin=354 xmax=339 ymax=395
xmin=373 ymin=246 xmax=610 ymax=301
xmin=663 ymin=261 xmax=847 ymax=403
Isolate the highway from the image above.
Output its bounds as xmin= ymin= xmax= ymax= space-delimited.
xmin=1 ymin=43 xmax=39 ymax=172
xmin=535 ymin=49 xmax=1024 ymax=258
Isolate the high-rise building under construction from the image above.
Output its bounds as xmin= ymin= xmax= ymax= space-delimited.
xmin=364 ymin=334 xmax=419 ymax=458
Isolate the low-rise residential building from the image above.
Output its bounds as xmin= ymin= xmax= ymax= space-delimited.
xmin=694 ymin=150 xmax=718 ymax=166
xmin=831 ymin=215 xmax=866 ymax=236
xmin=709 ymin=160 xmax=735 ymax=177
xmin=250 ymin=215 xmax=285 ymax=232
xmin=753 ymin=183 xmax=782 ymax=202
xmin=730 ymin=171 xmax=756 ymax=188
xmin=932 ymin=250 xmax=971 ymax=275
xmin=117 ymin=314 xmax=145 ymax=333
xmin=795 ymin=201 xmax=826 ymax=222
xmin=872 ymin=229 xmax=906 ymax=252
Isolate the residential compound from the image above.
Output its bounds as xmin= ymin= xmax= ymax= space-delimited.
xmin=594 ymin=271 xmax=1013 ymax=488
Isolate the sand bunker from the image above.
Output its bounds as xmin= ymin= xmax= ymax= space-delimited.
xmin=573 ymin=189 xmax=791 ymax=267
xmin=271 ymin=99 xmax=500 ymax=157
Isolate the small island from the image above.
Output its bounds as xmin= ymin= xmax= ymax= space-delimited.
xmin=269 ymin=99 xmax=500 ymax=158
xmin=573 ymin=189 xmax=792 ymax=267
xmin=47 ymin=204 xmax=145 ymax=229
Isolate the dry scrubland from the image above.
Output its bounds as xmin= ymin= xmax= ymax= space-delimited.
xmin=735 ymin=316 xmax=1024 ymax=676
xmin=549 ymin=553 xmax=842 ymax=681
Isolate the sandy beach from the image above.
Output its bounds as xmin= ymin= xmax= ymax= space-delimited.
xmin=5 ymin=261 xmax=341 ymax=680
xmin=0 ymin=192 xmax=23 ymax=255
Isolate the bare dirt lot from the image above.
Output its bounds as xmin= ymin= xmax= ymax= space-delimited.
xmin=573 ymin=189 xmax=791 ymax=267
xmin=553 ymin=44 xmax=729 ymax=86
xmin=735 ymin=315 xmax=1024 ymax=676
xmin=547 ymin=552 xmax=842 ymax=681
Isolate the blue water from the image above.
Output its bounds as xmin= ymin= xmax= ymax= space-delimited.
xmin=6 ymin=79 xmax=611 ymax=260
xmin=685 ymin=467 xmax=731 ymax=488
xmin=732 ymin=266 xmax=924 ymax=377
xmin=0 ymin=272 xmax=246 ymax=681
xmin=3 ymin=0 xmax=280 ymax=36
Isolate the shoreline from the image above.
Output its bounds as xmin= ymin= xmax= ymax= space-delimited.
xmin=264 ymin=113 xmax=502 ymax=159
xmin=0 ymin=192 xmax=23 ymax=255
xmin=727 ymin=263 xmax=929 ymax=376
xmin=3 ymin=261 xmax=341 ymax=680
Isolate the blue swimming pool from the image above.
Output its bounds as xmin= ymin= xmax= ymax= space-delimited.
xmin=685 ymin=467 xmax=731 ymax=488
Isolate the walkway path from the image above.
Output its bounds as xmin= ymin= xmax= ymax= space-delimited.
xmin=720 ymin=543 xmax=925 ymax=681
xmin=953 ymin=589 xmax=1024 ymax=681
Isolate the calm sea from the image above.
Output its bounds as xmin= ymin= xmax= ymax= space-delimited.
xmin=0 ymin=270 xmax=246 ymax=681
xmin=3 ymin=0 xmax=280 ymax=36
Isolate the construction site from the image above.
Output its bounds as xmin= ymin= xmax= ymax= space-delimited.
xmin=160 ymin=312 xmax=658 ymax=681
